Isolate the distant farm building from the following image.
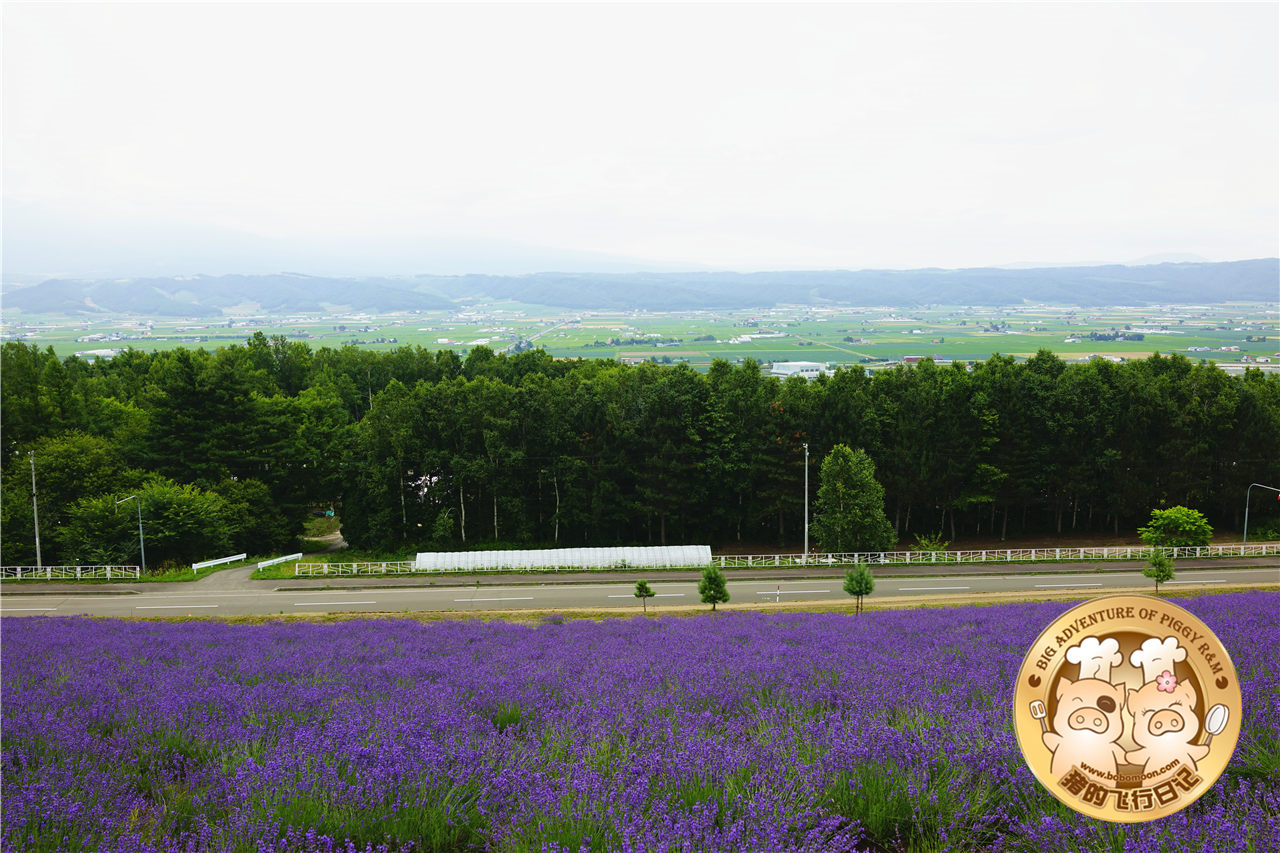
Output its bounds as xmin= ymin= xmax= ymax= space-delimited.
xmin=770 ymin=361 xmax=828 ymax=380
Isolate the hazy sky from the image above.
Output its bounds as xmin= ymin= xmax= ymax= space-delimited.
xmin=4 ymin=2 xmax=1278 ymax=275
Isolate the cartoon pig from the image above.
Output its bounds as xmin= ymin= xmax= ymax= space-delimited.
xmin=1043 ymin=677 xmax=1128 ymax=780
xmin=1126 ymin=675 xmax=1209 ymax=783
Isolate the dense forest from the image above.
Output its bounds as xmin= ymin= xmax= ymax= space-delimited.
xmin=3 ymin=335 xmax=1279 ymax=569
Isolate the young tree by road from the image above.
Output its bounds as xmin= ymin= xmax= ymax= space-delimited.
xmin=698 ymin=566 xmax=730 ymax=611
xmin=1143 ymin=550 xmax=1176 ymax=595
xmin=843 ymin=563 xmax=875 ymax=613
xmin=634 ymin=579 xmax=655 ymax=613
xmin=812 ymin=445 xmax=896 ymax=554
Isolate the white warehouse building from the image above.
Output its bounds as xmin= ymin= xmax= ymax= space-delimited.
xmin=769 ymin=361 xmax=829 ymax=380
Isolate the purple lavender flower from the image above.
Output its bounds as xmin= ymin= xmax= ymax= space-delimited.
xmin=2 ymin=591 xmax=1276 ymax=851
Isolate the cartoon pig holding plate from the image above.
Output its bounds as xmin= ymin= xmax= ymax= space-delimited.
xmin=1125 ymin=637 xmax=1209 ymax=783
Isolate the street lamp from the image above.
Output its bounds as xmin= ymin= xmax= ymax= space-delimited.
xmin=1243 ymin=483 xmax=1280 ymax=545
xmin=803 ymin=442 xmax=809 ymax=563
xmin=115 ymin=495 xmax=147 ymax=574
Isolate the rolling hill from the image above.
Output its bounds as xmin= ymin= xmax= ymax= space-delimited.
xmin=4 ymin=259 xmax=1275 ymax=316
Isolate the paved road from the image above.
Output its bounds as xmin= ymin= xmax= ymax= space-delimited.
xmin=2 ymin=565 xmax=1275 ymax=618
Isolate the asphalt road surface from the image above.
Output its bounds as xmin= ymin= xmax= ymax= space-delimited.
xmin=2 ymin=564 xmax=1275 ymax=618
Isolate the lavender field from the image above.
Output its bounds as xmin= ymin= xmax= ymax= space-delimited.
xmin=2 ymin=593 xmax=1277 ymax=853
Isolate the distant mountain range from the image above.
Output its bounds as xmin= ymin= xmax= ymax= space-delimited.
xmin=2 ymin=274 xmax=455 ymax=317
xmin=3 ymin=259 xmax=1276 ymax=316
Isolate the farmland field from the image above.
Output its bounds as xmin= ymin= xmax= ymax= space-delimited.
xmin=2 ymin=592 xmax=1277 ymax=852
xmin=4 ymin=302 xmax=1276 ymax=371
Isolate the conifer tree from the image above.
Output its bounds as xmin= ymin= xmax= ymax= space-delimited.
xmin=813 ymin=445 xmax=896 ymax=553
xmin=698 ymin=566 xmax=730 ymax=611
xmin=634 ymin=579 xmax=655 ymax=613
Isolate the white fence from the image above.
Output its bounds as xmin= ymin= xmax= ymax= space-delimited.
xmin=1 ymin=565 xmax=141 ymax=580
xmin=712 ymin=543 xmax=1280 ymax=568
xmin=293 ymin=542 xmax=1278 ymax=576
xmin=296 ymin=561 xmax=417 ymax=576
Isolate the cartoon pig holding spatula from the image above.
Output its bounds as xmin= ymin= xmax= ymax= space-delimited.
xmin=1035 ymin=636 xmax=1128 ymax=781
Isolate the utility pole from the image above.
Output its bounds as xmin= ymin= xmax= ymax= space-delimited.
xmin=29 ymin=451 xmax=42 ymax=568
xmin=803 ymin=442 xmax=809 ymax=563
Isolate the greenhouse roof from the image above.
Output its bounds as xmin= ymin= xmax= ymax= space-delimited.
xmin=414 ymin=545 xmax=712 ymax=572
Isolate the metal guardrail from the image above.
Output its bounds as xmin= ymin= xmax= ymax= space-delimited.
xmin=258 ymin=552 xmax=303 ymax=569
xmin=192 ymin=553 xmax=247 ymax=571
xmin=1 ymin=565 xmax=141 ymax=580
xmin=293 ymin=543 xmax=1280 ymax=576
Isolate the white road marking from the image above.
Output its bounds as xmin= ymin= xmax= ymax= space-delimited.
xmin=455 ymin=596 xmax=535 ymax=602
xmin=655 ymin=593 xmax=685 ymax=597
xmin=897 ymin=586 xmax=970 ymax=591
xmin=0 ymin=607 xmax=57 ymax=611
xmin=1035 ymin=583 xmax=1104 ymax=588
xmin=293 ymin=600 xmax=376 ymax=606
xmin=755 ymin=589 xmax=830 ymax=595
xmin=1164 ymin=580 xmax=1226 ymax=584
xmin=136 ymin=604 xmax=219 ymax=610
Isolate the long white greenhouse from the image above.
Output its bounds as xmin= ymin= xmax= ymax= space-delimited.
xmin=413 ymin=545 xmax=712 ymax=572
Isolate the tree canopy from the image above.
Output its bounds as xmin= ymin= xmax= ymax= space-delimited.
xmin=3 ymin=339 xmax=1278 ymax=569
xmin=1138 ymin=506 xmax=1214 ymax=548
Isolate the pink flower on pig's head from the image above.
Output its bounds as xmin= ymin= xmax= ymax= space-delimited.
xmin=1156 ymin=670 xmax=1177 ymax=693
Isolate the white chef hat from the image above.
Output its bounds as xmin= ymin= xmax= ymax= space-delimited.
xmin=1130 ymin=636 xmax=1187 ymax=684
xmin=1065 ymin=636 xmax=1122 ymax=681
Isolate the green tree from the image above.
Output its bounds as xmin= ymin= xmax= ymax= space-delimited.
xmin=698 ymin=565 xmax=730 ymax=611
xmin=842 ymin=563 xmax=875 ymax=613
xmin=431 ymin=508 xmax=455 ymax=546
xmin=630 ymin=364 xmax=707 ymax=546
xmin=1138 ymin=506 xmax=1213 ymax=548
xmin=759 ymin=376 xmax=813 ymax=547
xmin=1143 ymin=550 xmax=1176 ymax=595
xmin=702 ymin=359 xmax=779 ymax=545
xmin=0 ymin=343 xmax=56 ymax=455
xmin=209 ymin=477 xmax=293 ymax=554
xmin=812 ymin=445 xmax=896 ymax=553
xmin=55 ymin=479 xmax=234 ymax=570
xmin=634 ymin=579 xmax=655 ymax=613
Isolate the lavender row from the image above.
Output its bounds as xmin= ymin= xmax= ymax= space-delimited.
xmin=2 ymin=592 xmax=1277 ymax=852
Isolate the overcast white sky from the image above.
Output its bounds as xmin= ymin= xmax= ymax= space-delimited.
xmin=4 ymin=2 xmax=1278 ymax=275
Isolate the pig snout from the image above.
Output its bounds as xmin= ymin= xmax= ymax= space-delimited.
xmin=1068 ymin=706 xmax=1110 ymax=734
xmin=1147 ymin=709 xmax=1184 ymax=735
